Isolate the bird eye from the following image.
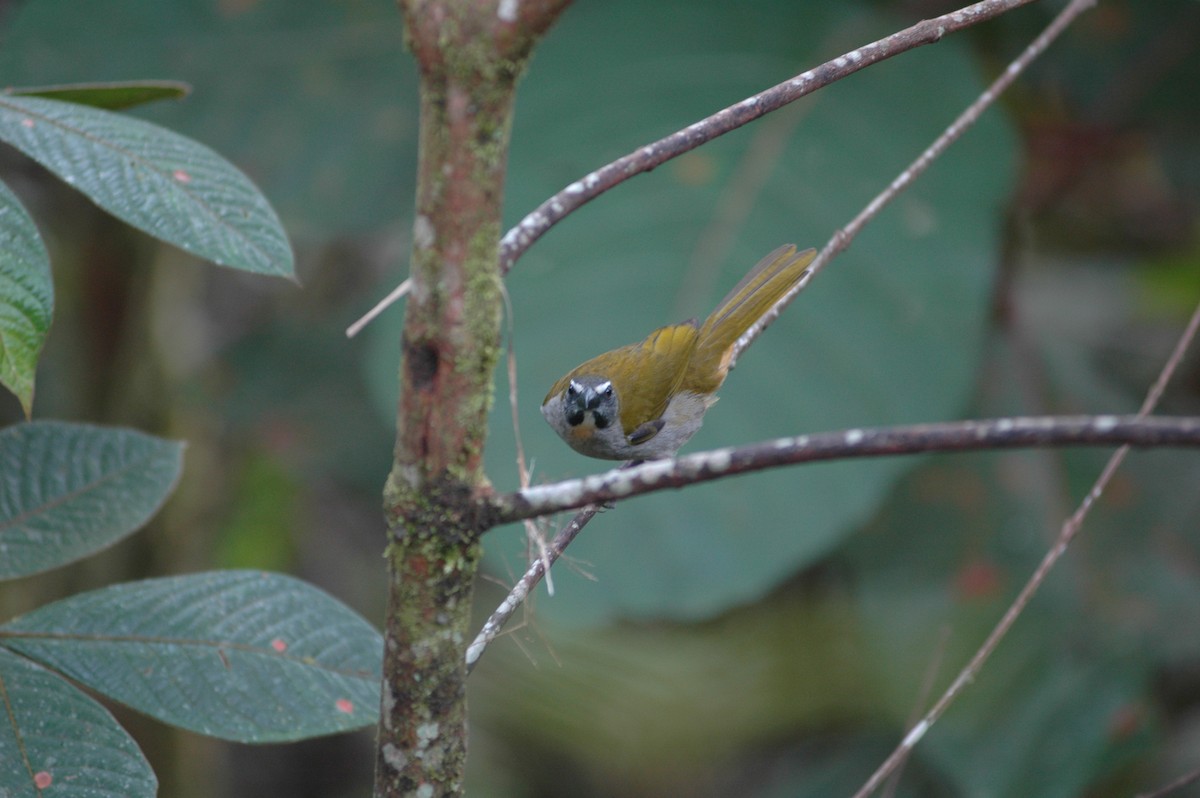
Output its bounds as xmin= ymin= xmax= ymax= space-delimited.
xmin=597 ymin=381 xmax=613 ymax=398
xmin=567 ymin=381 xmax=580 ymax=397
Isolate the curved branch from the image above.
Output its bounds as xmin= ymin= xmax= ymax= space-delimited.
xmin=488 ymin=415 xmax=1200 ymax=525
xmin=497 ymin=0 xmax=1040 ymax=274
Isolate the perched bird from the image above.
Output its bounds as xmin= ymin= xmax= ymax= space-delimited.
xmin=542 ymin=244 xmax=816 ymax=460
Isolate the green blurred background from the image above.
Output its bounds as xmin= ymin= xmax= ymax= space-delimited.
xmin=1 ymin=0 xmax=1199 ymax=795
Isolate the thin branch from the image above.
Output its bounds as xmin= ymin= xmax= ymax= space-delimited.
xmin=352 ymin=1 xmax=1040 ymax=337
xmin=466 ymin=502 xmax=602 ymax=671
xmin=731 ymin=0 xmax=1086 ymax=364
xmin=345 ymin=278 xmax=410 ymax=338
xmin=488 ymin=415 xmax=1200 ymax=525
xmin=883 ymin=625 xmax=952 ymax=798
xmin=500 ymin=281 xmax=555 ymax=596
xmin=851 ymin=240 xmax=1200 ymax=798
xmin=497 ymin=0 xmax=1041 ymax=276
xmin=1137 ymin=766 xmax=1200 ymax=798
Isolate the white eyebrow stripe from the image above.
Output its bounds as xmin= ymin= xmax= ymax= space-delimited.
xmin=595 ymin=381 xmax=612 ymax=393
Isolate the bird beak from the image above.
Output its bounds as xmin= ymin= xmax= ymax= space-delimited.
xmin=566 ymin=386 xmax=600 ymax=413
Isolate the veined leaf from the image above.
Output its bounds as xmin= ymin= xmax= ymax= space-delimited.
xmin=0 ymin=181 xmax=51 ymax=416
xmin=0 ymin=95 xmax=293 ymax=277
xmin=0 ymin=422 xmax=183 ymax=579
xmin=2 ymin=570 xmax=383 ymax=743
xmin=0 ymin=647 xmax=156 ymax=798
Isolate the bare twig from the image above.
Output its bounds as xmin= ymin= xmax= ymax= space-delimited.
xmin=497 ymin=0 xmax=1041 ymax=276
xmin=500 ymin=282 xmax=556 ymax=596
xmin=851 ymin=267 xmax=1200 ymax=797
xmin=345 ymin=278 xmax=410 ymax=338
xmin=1137 ymin=766 xmax=1200 ymax=798
xmin=350 ymin=0 xmax=1041 ymax=335
xmin=466 ymin=501 xmax=603 ymax=671
xmin=675 ymin=103 xmax=813 ymax=319
xmin=883 ymin=626 xmax=952 ymax=798
xmin=489 ymin=415 xmax=1200 ymax=525
xmin=729 ymin=0 xmax=1090 ymax=362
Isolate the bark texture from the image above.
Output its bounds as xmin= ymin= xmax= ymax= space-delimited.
xmin=374 ymin=2 xmax=568 ymax=796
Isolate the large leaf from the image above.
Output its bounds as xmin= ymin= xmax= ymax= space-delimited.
xmin=0 ymin=422 xmax=183 ymax=580
xmin=478 ymin=0 xmax=1012 ymax=622
xmin=0 ymin=95 xmax=293 ymax=277
xmin=0 ymin=647 xmax=156 ymax=798
xmin=0 ymin=180 xmax=51 ymax=416
xmin=1 ymin=570 xmax=383 ymax=743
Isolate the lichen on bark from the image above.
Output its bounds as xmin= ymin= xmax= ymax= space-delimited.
xmin=375 ymin=2 xmax=569 ymax=796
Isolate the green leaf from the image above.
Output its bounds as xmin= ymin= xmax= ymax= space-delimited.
xmin=0 ymin=647 xmax=156 ymax=798
xmin=0 ymin=422 xmax=184 ymax=579
xmin=2 ymin=570 xmax=383 ymax=743
xmin=0 ymin=95 xmax=293 ymax=277
xmin=0 ymin=181 xmax=51 ymax=416
xmin=6 ymin=80 xmax=191 ymax=110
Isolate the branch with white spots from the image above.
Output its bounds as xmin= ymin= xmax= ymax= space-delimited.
xmin=468 ymin=413 xmax=1200 ymax=672
xmin=486 ymin=415 xmax=1200 ymax=526
xmin=497 ymin=0 xmax=1041 ymax=275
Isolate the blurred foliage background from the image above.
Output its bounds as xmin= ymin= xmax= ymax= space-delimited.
xmin=0 ymin=0 xmax=1198 ymax=795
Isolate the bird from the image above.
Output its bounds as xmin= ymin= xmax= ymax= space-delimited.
xmin=542 ymin=243 xmax=816 ymax=460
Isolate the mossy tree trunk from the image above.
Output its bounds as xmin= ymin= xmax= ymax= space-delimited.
xmin=374 ymin=2 xmax=568 ymax=796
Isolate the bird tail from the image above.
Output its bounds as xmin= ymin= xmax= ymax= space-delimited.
xmin=689 ymin=244 xmax=816 ymax=393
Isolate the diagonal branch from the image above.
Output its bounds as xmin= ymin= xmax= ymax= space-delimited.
xmin=466 ymin=502 xmax=601 ymax=671
xmin=852 ymin=248 xmax=1200 ymax=798
xmin=497 ymin=0 xmax=1041 ymax=275
xmin=730 ymin=0 xmax=1089 ymax=364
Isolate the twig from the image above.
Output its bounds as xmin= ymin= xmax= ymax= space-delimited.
xmin=500 ymin=282 xmax=555 ymax=596
xmin=1136 ymin=766 xmax=1200 ymax=798
xmin=465 ymin=501 xmax=603 ymax=671
xmin=345 ymin=278 xmax=410 ymax=338
xmin=675 ymin=103 xmax=813 ymax=319
xmin=851 ymin=269 xmax=1200 ymax=797
xmin=350 ymin=1 xmax=1040 ymax=334
xmin=729 ymin=0 xmax=1088 ymax=362
xmin=489 ymin=415 xmax=1200 ymax=525
xmin=497 ymin=0 xmax=1041 ymax=276
xmin=883 ymin=626 xmax=952 ymax=798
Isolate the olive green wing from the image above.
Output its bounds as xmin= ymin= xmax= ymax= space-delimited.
xmin=617 ymin=321 xmax=700 ymax=438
